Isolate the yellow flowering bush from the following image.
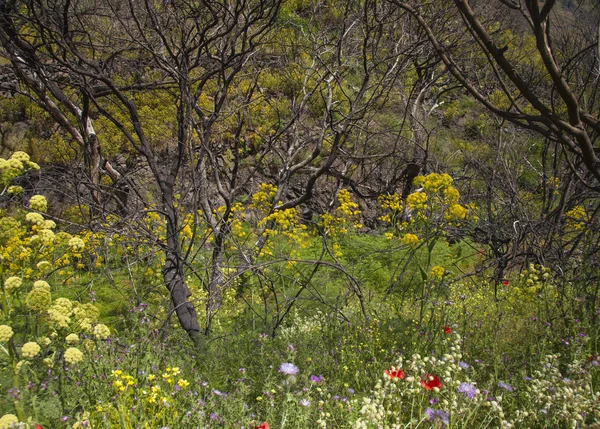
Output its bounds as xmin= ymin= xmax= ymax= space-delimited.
xmin=378 ymin=193 xmax=404 ymax=225
xmin=0 ymin=325 xmax=14 ymax=342
xmin=250 ymin=183 xmax=278 ymax=213
xmin=21 ymin=341 xmax=41 ymax=359
xmin=319 ymin=189 xmax=362 ymax=238
xmin=564 ymin=206 xmax=588 ymax=231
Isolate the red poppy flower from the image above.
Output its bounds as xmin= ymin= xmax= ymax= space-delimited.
xmin=384 ymin=368 xmax=405 ymax=379
xmin=420 ymin=374 xmax=443 ymax=391
xmin=255 ymin=422 xmax=269 ymax=429
xmin=443 ymin=326 xmax=452 ymax=335
xmin=502 ymin=280 xmax=509 ymax=286
xmin=34 ymin=425 xmax=43 ymax=429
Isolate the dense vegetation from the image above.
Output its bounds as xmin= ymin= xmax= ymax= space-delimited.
xmin=0 ymin=0 xmax=599 ymax=427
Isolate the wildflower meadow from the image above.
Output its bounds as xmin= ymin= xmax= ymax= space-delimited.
xmin=0 ymin=151 xmax=597 ymax=429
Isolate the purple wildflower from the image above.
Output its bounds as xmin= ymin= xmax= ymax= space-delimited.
xmin=458 ymin=382 xmax=477 ymax=399
xmin=299 ymin=399 xmax=310 ymax=407
xmin=425 ymin=408 xmax=449 ymax=426
xmin=279 ymin=363 xmax=299 ymax=376
xmin=498 ymin=381 xmax=514 ymax=392
xmin=310 ymin=374 xmax=323 ymax=383
xmin=458 ymin=361 xmax=470 ymax=370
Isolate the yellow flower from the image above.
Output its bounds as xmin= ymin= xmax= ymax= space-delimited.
xmin=22 ymin=341 xmax=41 ymax=359
xmin=177 ymin=378 xmax=190 ymax=389
xmin=401 ymin=233 xmax=419 ymax=246
xmin=0 ymin=325 xmax=14 ymax=342
xmin=64 ymin=347 xmax=84 ymax=365
xmin=447 ymin=203 xmax=467 ymax=220
xmin=430 ymin=266 xmax=445 ymax=280
xmin=406 ymin=191 xmax=427 ymax=210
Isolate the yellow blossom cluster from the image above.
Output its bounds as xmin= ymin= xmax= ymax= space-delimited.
xmin=48 ymin=297 xmax=73 ymax=329
xmin=21 ymin=341 xmax=41 ymax=359
xmin=0 ymin=151 xmax=40 ymax=190
xmin=68 ymin=237 xmax=85 ymax=252
xmin=66 ymin=333 xmax=80 ymax=344
xmin=0 ymin=325 xmax=14 ymax=342
xmin=0 ymin=414 xmax=19 ymax=429
xmin=29 ymin=194 xmax=48 ymax=212
xmin=26 ymin=280 xmax=52 ymax=311
xmin=429 ymin=265 xmax=445 ymax=280
xmin=564 ymin=206 xmax=588 ymax=231
xmin=64 ymin=347 xmax=84 ymax=365
xmin=406 ymin=191 xmax=428 ymax=211
xmin=93 ymin=323 xmax=111 ymax=340
xmin=250 ymin=183 xmax=278 ymax=213
xmin=378 ymin=193 xmax=403 ymax=223
xmin=319 ymin=189 xmax=362 ymax=239
xmin=4 ymin=276 xmax=22 ymax=295
xmin=401 ymin=233 xmax=419 ymax=246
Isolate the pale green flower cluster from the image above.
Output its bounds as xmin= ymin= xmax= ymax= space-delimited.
xmin=38 ymin=228 xmax=55 ymax=245
xmin=42 ymin=219 xmax=56 ymax=229
xmin=29 ymin=194 xmax=48 ymax=212
xmin=73 ymin=303 xmax=100 ymax=332
xmin=0 ymin=413 xmax=19 ymax=429
xmin=514 ymin=353 xmax=600 ymax=427
xmin=26 ymin=280 xmax=52 ymax=311
xmin=4 ymin=276 xmax=22 ymax=295
xmin=7 ymin=185 xmax=23 ymax=195
xmin=21 ymin=341 xmax=41 ymax=359
xmin=37 ymin=260 xmax=52 ymax=271
xmin=66 ymin=333 xmax=80 ymax=345
xmin=25 ymin=212 xmax=45 ymax=225
xmin=69 ymin=236 xmax=85 ymax=252
xmin=93 ymin=323 xmax=111 ymax=340
xmin=64 ymin=347 xmax=84 ymax=365
xmin=0 ymin=151 xmax=39 ymax=191
xmin=0 ymin=325 xmax=14 ymax=342
xmin=48 ymin=297 xmax=74 ymax=329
